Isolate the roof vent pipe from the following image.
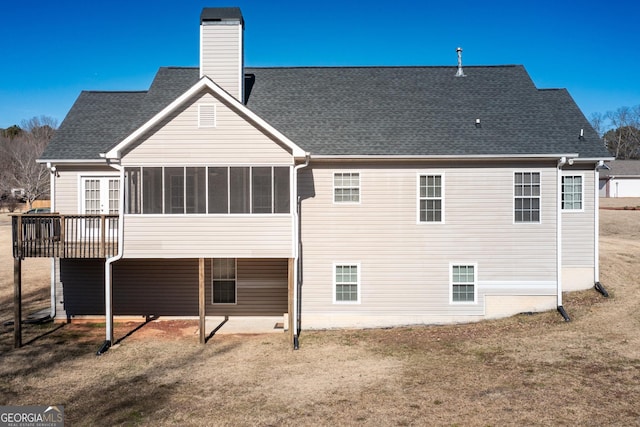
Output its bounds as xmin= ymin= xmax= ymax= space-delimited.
xmin=455 ymin=47 xmax=466 ymax=77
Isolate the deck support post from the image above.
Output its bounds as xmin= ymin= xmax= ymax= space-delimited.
xmin=199 ymin=258 xmax=205 ymax=344
xmin=14 ymin=258 xmax=22 ymax=348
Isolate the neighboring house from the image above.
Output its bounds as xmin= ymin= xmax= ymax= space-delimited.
xmin=599 ymin=160 xmax=640 ymax=197
xmin=19 ymin=7 xmax=611 ymax=350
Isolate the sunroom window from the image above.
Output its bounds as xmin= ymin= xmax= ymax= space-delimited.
xmin=125 ymin=166 xmax=290 ymax=215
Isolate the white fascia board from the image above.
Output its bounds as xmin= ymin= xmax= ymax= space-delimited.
xmin=105 ymin=76 xmax=307 ymax=160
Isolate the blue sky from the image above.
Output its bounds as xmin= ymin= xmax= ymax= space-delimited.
xmin=1 ymin=0 xmax=638 ymax=129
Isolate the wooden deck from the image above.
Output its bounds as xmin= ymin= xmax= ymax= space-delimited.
xmin=12 ymin=214 xmax=118 ymax=259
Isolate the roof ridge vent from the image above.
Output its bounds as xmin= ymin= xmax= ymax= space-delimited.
xmin=455 ymin=47 xmax=466 ymax=77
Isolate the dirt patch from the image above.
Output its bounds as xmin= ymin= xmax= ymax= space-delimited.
xmin=2 ymin=210 xmax=640 ymax=426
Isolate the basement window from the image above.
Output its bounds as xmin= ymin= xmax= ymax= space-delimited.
xmin=451 ymin=264 xmax=477 ymax=303
xmin=334 ymin=263 xmax=360 ymax=303
xmin=212 ymin=258 xmax=236 ymax=304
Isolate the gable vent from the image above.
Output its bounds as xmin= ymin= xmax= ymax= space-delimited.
xmin=198 ymin=103 xmax=217 ymax=128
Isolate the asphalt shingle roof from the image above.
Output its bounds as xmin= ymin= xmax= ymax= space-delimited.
xmin=200 ymin=7 xmax=243 ymax=24
xmin=600 ymin=160 xmax=640 ymax=177
xmin=42 ymin=65 xmax=610 ymax=160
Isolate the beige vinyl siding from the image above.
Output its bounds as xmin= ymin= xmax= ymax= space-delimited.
xmin=562 ymin=168 xmax=595 ymax=267
xmin=123 ymin=216 xmax=292 ymax=258
xmin=121 ymin=92 xmax=293 ymax=166
xmin=54 ymin=165 xmax=117 ymax=214
xmin=299 ymin=162 xmax=559 ymax=323
xmin=201 ymin=24 xmax=242 ymax=100
xmin=55 ymin=258 xmax=287 ymax=319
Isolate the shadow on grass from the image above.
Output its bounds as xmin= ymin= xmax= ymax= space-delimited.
xmin=113 ymin=315 xmax=159 ymax=346
xmin=0 ymin=286 xmax=51 ymax=326
xmin=0 ymin=324 xmax=104 ymax=380
xmin=23 ymin=323 xmax=66 ymax=346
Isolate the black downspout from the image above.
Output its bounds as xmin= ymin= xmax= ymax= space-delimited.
xmin=557 ymin=306 xmax=571 ymax=322
xmin=594 ymin=281 xmax=609 ymax=297
xmin=96 ymin=340 xmax=111 ymax=355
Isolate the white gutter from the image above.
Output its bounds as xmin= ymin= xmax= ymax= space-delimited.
xmin=98 ymin=161 xmax=126 ymax=354
xmin=310 ymin=153 xmax=580 ymax=161
xmin=557 ymin=157 xmax=567 ymax=308
xmin=36 ymin=159 xmax=107 ymax=164
xmin=292 ymin=154 xmax=310 ymax=349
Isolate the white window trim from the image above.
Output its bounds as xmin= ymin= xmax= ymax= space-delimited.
xmin=417 ymin=172 xmax=445 ymax=224
xmin=211 ymin=258 xmax=237 ymax=305
xmin=561 ymin=173 xmax=585 ymax=213
xmin=449 ymin=262 xmax=478 ymax=305
xmin=198 ymin=103 xmax=217 ymax=128
xmin=333 ymin=262 xmax=361 ymax=304
xmin=513 ymin=170 xmax=542 ymax=224
xmin=333 ymin=171 xmax=361 ymax=204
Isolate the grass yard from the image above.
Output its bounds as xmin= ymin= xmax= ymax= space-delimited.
xmin=1 ymin=199 xmax=640 ymax=426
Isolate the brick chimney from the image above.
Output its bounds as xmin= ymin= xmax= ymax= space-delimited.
xmin=200 ymin=7 xmax=244 ymax=102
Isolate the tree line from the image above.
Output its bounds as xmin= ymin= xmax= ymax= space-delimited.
xmin=590 ymin=104 xmax=640 ymax=160
xmin=0 ymin=116 xmax=57 ymax=210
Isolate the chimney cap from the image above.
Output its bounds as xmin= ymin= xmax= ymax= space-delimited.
xmin=201 ymin=7 xmax=244 ymax=25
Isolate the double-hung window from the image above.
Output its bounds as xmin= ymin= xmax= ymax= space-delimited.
xmin=562 ymin=175 xmax=583 ymax=210
xmin=451 ymin=264 xmax=476 ymax=303
xmin=334 ymin=172 xmax=360 ymax=203
xmin=334 ymin=264 xmax=360 ymax=303
xmin=514 ymin=172 xmax=540 ymax=223
xmin=419 ymin=174 xmax=443 ymax=222
xmin=212 ymin=258 xmax=236 ymax=304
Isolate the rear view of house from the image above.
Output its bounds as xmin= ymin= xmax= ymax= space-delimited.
xmin=11 ymin=7 xmax=611 ymax=351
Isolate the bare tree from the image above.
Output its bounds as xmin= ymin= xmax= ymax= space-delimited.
xmin=22 ymin=116 xmax=57 ymax=142
xmin=589 ymin=112 xmax=606 ymax=137
xmin=591 ymin=105 xmax=640 ymax=159
xmin=0 ymin=116 xmax=58 ymax=209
